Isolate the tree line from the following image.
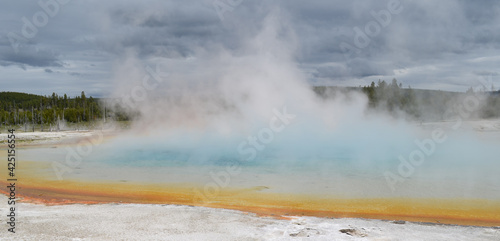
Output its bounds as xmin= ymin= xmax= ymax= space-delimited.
xmin=315 ymin=78 xmax=500 ymax=121
xmin=2 ymin=80 xmax=499 ymax=131
xmin=0 ymin=91 xmax=104 ymax=129
xmin=362 ymin=78 xmax=500 ymax=120
xmin=361 ymin=78 xmax=419 ymax=118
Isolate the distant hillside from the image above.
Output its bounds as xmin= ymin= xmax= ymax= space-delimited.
xmin=1 ymin=82 xmax=498 ymax=129
xmin=490 ymin=90 xmax=500 ymax=96
xmin=313 ymin=79 xmax=500 ymax=121
xmin=0 ymin=91 xmax=106 ymax=128
xmin=0 ymin=92 xmax=42 ymax=104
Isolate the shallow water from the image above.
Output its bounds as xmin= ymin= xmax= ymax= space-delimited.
xmin=8 ymin=122 xmax=500 ymax=226
xmin=19 ymin=132 xmax=500 ymax=200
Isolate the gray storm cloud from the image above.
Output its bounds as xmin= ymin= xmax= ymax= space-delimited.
xmin=1 ymin=0 xmax=499 ymax=95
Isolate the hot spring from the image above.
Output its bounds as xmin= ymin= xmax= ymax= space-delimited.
xmin=13 ymin=113 xmax=500 ymax=226
xmin=6 ymin=14 xmax=500 ymax=226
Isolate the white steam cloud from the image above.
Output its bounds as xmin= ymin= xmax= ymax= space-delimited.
xmin=93 ymin=9 xmax=500 ymax=200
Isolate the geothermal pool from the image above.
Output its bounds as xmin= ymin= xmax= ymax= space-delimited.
xmin=3 ymin=120 xmax=500 ymax=227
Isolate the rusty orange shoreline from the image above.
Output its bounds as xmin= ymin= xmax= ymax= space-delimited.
xmin=2 ymin=177 xmax=500 ymax=227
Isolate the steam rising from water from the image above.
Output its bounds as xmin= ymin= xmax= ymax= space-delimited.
xmin=104 ymin=12 xmax=413 ymax=166
xmin=95 ymin=10 xmax=500 ymax=198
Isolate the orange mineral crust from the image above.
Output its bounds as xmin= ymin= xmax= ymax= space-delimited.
xmin=2 ymin=158 xmax=499 ymax=227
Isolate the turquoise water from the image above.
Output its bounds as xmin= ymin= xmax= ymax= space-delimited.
xmin=18 ymin=121 xmax=500 ymax=200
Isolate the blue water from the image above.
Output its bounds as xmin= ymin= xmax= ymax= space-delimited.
xmin=19 ymin=119 xmax=500 ymax=199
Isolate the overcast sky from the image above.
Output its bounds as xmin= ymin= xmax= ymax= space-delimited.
xmin=1 ymin=0 xmax=499 ymax=97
